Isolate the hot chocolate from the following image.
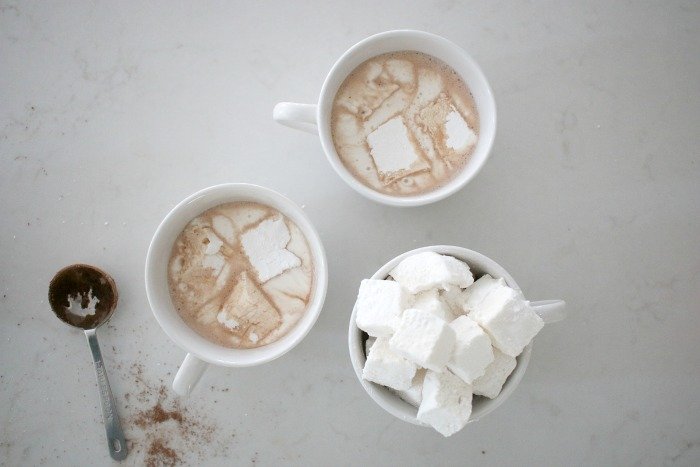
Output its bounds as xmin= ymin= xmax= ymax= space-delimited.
xmin=167 ymin=201 xmax=314 ymax=349
xmin=331 ymin=51 xmax=479 ymax=196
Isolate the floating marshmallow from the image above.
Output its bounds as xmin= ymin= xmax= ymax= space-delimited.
xmin=355 ymin=279 xmax=411 ymax=337
xmin=417 ymin=370 xmax=473 ymax=437
xmin=390 ymin=251 xmax=474 ymax=294
xmin=413 ymin=289 xmax=451 ymax=321
xmin=203 ymin=230 xmax=224 ymax=255
xmin=463 ymin=274 xmax=505 ymax=313
xmin=202 ymin=253 xmax=225 ymax=275
xmin=363 ymin=337 xmax=417 ymax=391
xmin=241 ymin=217 xmax=301 ymax=283
xmin=470 ymin=284 xmax=544 ymax=357
xmin=211 ymin=214 xmax=236 ymax=243
xmin=396 ymin=369 xmax=426 ymax=407
xmin=444 ymin=106 xmax=477 ymax=154
xmin=218 ymin=271 xmax=281 ymax=342
xmin=389 ymin=308 xmax=455 ymax=371
xmin=447 ymin=316 xmax=494 ymax=384
xmin=200 ymin=229 xmax=226 ymax=274
xmin=472 ymin=348 xmax=517 ymax=399
xmin=366 ymin=116 xmax=428 ymax=182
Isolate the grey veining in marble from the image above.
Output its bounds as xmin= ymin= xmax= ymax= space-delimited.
xmin=1 ymin=1 xmax=699 ymax=465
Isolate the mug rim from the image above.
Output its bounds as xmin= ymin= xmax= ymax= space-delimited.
xmin=348 ymin=245 xmax=532 ymax=426
xmin=317 ymin=29 xmax=497 ymax=207
xmin=145 ymin=183 xmax=328 ymax=367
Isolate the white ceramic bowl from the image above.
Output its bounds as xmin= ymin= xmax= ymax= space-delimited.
xmin=348 ymin=245 xmax=566 ymax=426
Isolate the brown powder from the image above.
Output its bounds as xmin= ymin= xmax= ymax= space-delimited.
xmin=146 ymin=440 xmax=180 ymax=467
xmin=134 ymin=402 xmax=183 ymax=428
xmin=124 ymin=363 xmax=233 ymax=466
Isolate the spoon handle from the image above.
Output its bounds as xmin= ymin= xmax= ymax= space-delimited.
xmin=85 ymin=329 xmax=128 ymax=461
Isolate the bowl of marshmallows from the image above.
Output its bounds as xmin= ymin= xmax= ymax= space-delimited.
xmin=348 ymin=245 xmax=566 ymax=437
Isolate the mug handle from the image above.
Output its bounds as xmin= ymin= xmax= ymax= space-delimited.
xmin=173 ymin=353 xmax=209 ymax=397
xmin=273 ymin=102 xmax=318 ymax=134
xmin=531 ymin=300 xmax=567 ymax=324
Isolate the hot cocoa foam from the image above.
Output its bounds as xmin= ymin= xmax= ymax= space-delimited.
xmin=167 ymin=202 xmax=314 ymax=349
xmin=331 ymin=51 xmax=479 ymax=196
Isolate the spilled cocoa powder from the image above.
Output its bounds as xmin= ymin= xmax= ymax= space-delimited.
xmin=123 ymin=363 xmax=233 ymax=466
xmin=146 ymin=439 xmax=180 ymax=467
xmin=134 ymin=401 xmax=184 ymax=428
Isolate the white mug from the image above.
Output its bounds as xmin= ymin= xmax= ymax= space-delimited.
xmin=145 ymin=183 xmax=328 ymax=396
xmin=273 ymin=30 xmax=497 ymax=207
xmin=348 ymin=245 xmax=566 ymax=426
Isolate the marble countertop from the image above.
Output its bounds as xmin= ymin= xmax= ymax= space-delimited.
xmin=1 ymin=1 xmax=699 ymax=465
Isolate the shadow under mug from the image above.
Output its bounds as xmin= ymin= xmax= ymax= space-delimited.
xmin=145 ymin=183 xmax=328 ymax=396
xmin=348 ymin=245 xmax=566 ymax=426
xmin=273 ymin=29 xmax=497 ymax=207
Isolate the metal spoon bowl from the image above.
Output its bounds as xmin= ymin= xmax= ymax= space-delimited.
xmin=48 ymin=264 xmax=128 ymax=461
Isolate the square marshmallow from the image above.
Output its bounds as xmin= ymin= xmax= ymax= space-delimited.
xmin=413 ymin=289 xmax=452 ymax=321
xmin=470 ymin=284 xmax=544 ymax=357
xmin=366 ymin=116 xmax=428 ymax=180
xmin=389 ymin=308 xmax=455 ymax=371
xmin=463 ymin=274 xmax=505 ymax=313
xmin=440 ymin=286 xmax=470 ymax=316
xmin=362 ymin=337 xmax=417 ymax=391
xmin=472 ymin=348 xmax=517 ymax=399
xmin=444 ymin=106 xmax=477 ymax=154
xmin=417 ymin=370 xmax=473 ymax=437
xmin=367 ymin=337 xmax=425 ymax=407
xmin=355 ymin=279 xmax=411 ymax=337
xmin=390 ymin=252 xmax=474 ymax=294
xmin=364 ymin=336 xmax=376 ymax=356
xmin=447 ymin=316 xmax=494 ymax=384
xmin=396 ymin=369 xmax=426 ymax=408
xmin=241 ymin=217 xmax=301 ymax=283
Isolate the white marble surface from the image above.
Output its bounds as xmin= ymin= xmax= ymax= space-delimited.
xmin=1 ymin=1 xmax=699 ymax=465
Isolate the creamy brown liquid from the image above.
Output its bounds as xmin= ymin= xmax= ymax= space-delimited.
xmin=168 ymin=202 xmax=314 ymax=349
xmin=331 ymin=51 xmax=479 ymax=196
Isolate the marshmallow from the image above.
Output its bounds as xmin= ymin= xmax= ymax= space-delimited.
xmin=472 ymin=348 xmax=517 ymax=399
xmin=447 ymin=316 xmax=494 ymax=384
xmin=218 ymin=271 xmax=281 ymax=342
xmin=364 ymin=336 xmax=376 ymax=356
xmin=390 ymin=252 xmax=474 ymax=294
xmin=413 ymin=289 xmax=451 ymax=321
xmin=216 ymin=310 xmax=239 ymax=330
xmin=211 ymin=214 xmax=236 ymax=243
xmin=199 ymin=229 xmax=226 ymax=274
xmin=417 ymin=370 xmax=473 ymax=437
xmin=203 ymin=231 xmax=224 ymax=255
xmin=202 ymin=253 xmax=225 ymax=275
xmin=389 ymin=308 xmax=455 ymax=371
xmin=463 ymin=274 xmax=505 ymax=313
xmin=241 ymin=217 xmax=301 ymax=283
xmin=355 ymin=279 xmax=411 ymax=337
xmin=470 ymin=284 xmax=544 ymax=357
xmin=362 ymin=337 xmax=417 ymax=391
xmin=385 ymin=59 xmax=415 ymax=85
xmin=440 ymin=286 xmax=470 ymax=316
xmin=444 ymin=106 xmax=477 ymax=154
xmin=366 ymin=116 xmax=428 ymax=182
xmin=396 ymin=369 xmax=426 ymax=407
